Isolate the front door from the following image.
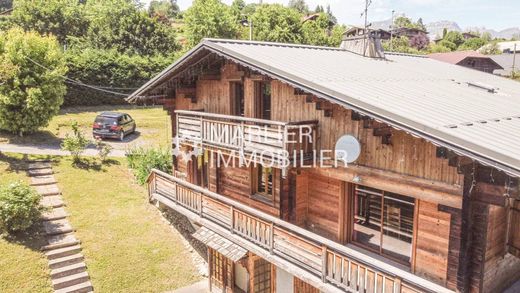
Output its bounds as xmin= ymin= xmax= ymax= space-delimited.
xmin=209 ymin=248 xmax=234 ymax=293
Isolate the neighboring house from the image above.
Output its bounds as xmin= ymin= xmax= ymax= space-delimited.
xmin=344 ymin=26 xmax=392 ymax=40
xmin=481 ymin=41 xmax=520 ymax=54
xmin=128 ymin=38 xmax=520 ymax=293
xmin=429 ymin=51 xmax=503 ymax=73
xmin=462 ymin=32 xmax=479 ymax=40
xmin=392 ymin=27 xmax=430 ymax=49
xmin=491 ymin=53 xmax=520 ymax=76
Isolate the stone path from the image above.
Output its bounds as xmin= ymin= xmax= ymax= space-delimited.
xmin=27 ymin=160 xmax=94 ymax=293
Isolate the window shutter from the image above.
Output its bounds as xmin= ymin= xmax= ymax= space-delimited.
xmin=508 ymin=200 xmax=520 ymax=257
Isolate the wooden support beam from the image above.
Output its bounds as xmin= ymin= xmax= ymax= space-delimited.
xmin=363 ymin=119 xmax=374 ymax=129
xmin=448 ymin=152 xmax=459 ymax=167
xmin=294 ymin=88 xmax=306 ymax=95
xmin=199 ymin=74 xmax=221 ymax=80
xmin=351 ymin=111 xmax=363 ymax=121
xmin=324 ymin=109 xmax=333 ymax=117
xmin=373 ymin=127 xmax=392 ymax=137
xmin=382 ymin=134 xmax=392 ymax=145
xmin=436 ymin=146 xmax=449 ymax=159
xmin=176 ymin=87 xmax=196 ymax=95
xmin=316 ymin=101 xmax=323 ymax=111
xmin=305 ymin=95 xmax=314 ymax=103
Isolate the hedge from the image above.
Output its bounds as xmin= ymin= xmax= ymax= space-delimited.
xmin=64 ymin=49 xmax=176 ymax=106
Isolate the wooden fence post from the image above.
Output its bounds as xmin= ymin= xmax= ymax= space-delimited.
xmin=321 ymin=245 xmax=328 ymax=283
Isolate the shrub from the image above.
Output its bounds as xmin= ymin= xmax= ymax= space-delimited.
xmin=0 ymin=181 xmax=43 ymax=234
xmin=126 ymin=147 xmax=172 ymax=184
xmin=0 ymin=28 xmax=67 ymax=136
xmin=96 ymin=138 xmax=113 ymax=163
xmin=61 ymin=121 xmax=90 ymax=163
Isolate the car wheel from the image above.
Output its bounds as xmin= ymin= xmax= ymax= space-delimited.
xmin=119 ymin=130 xmax=125 ymax=141
xmin=132 ymin=125 xmax=136 ymax=133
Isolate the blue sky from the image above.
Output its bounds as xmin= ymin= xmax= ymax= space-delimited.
xmin=143 ymin=0 xmax=520 ymax=31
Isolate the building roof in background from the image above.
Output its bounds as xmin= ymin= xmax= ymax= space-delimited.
xmin=128 ymin=39 xmax=520 ymax=177
xmin=429 ymin=51 xmax=493 ymax=64
xmin=491 ymin=54 xmax=520 ymax=76
xmin=495 ymin=41 xmax=520 ymax=52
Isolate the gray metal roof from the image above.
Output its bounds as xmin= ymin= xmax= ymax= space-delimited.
xmin=491 ymin=54 xmax=520 ymax=76
xmin=127 ymin=39 xmax=520 ymax=177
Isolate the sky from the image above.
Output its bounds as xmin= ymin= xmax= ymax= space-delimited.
xmin=143 ymin=0 xmax=520 ymax=31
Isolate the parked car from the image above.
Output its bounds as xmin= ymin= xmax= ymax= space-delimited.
xmin=92 ymin=112 xmax=136 ymax=141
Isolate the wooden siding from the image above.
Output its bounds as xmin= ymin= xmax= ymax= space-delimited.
xmin=413 ymin=201 xmax=450 ymax=286
xmin=306 ymin=174 xmax=342 ymax=241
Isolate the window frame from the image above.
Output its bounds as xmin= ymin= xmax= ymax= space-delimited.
xmin=251 ymin=165 xmax=275 ymax=205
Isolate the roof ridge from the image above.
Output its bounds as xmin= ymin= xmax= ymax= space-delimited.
xmin=203 ymin=38 xmax=345 ymax=52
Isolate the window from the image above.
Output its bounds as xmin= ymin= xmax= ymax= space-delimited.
xmin=253 ymin=258 xmax=272 ymax=293
xmin=254 ymin=82 xmax=271 ymax=120
xmin=352 ymin=185 xmax=415 ymax=264
xmin=231 ymin=82 xmax=245 ymax=116
xmin=252 ymin=165 xmax=274 ymax=204
xmin=210 ymin=249 xmax=233 ymax=290
xmin=190 ymin=151 xmax=210 ymax=188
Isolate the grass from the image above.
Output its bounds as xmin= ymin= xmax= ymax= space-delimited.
xmin=52 ymin=155 xmax=200 ymax=292
xmin=0 ymin=105 xmax=172 ymax=148
xmin=0 ymin=153 xmax=53 ymax=293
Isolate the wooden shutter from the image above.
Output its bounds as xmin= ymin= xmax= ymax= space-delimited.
xmin=508 ymin=200 xmax=520 ymax=257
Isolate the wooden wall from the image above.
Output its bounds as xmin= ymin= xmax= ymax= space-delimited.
xmin=305 ymin=174 xmax=342 ymax=241
xmin=413 ymin=201 xmax=451 ymax=286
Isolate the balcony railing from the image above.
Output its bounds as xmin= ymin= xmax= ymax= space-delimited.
xmin=175 ymin=110 xmax=318 ymax=168
xmin=148 ymin=169 xmax=454 ymax=293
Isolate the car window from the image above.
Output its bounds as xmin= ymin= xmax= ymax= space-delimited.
xmin=126 ymin=115 xmax=133 ymax=122
xmin=95 ymin=116 xmax=117 ymax=125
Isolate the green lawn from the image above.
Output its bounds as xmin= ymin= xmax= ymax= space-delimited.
xmin=0 ymin=153 xmax=200 ymax=292
xmin=0 ymin=154 xmax=53 ymax=293
xmin=0 ymin=105 xmax=172 ymax=148
xmin=52 ymin=156 xmax=200 ymax=292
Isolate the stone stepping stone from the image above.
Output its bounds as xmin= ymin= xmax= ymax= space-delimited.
xmin=50 ymin=262 xmax=87 ymax=279
xmin=43 ymin=219 xmax=74 ymax=236
xmin=52 ymin=271 xmax=90 ymax=290
xmin=49 ymin=253 xmax=84 ymax=270
xmin=28 ymin=162 xmax=52 ymax=170
xmin=42 ymin=207 xmax=68 ymax=221
xmin=41 ymin=195 xmax=65 ymax=208
xmin=45 ymin=244 xmax=82 ymax=260
xmin=35 ymin=184 xmax=60 ymax=196
xmin=28 ymin=168 xmax=53 ymax=176
xmin=43 ymin=233 xmax=80 ymax=251
xmin=54 ymin=280 xmax=93 ymax=293
xmin=30 ymin=174 xmax=57 ymax=186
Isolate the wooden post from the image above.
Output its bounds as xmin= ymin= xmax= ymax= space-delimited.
xmin=269 ymin=222 xmax=274 ymax=254
xmin=393 ymin=277 xmax=402 ymax=293
xmin=208 ymin=247 xmax=213 ymax=293
xmin=230 ymin=206 xmax=235 ymax=233
xmin=321 ymin=245 xmax=328 ymax=283
xmin=199 ymin=193 xmax=203 ymax=217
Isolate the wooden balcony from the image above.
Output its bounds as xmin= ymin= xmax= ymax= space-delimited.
xmin=175 ymin=110 xmax=318 ymax=168
xmin=148 ymin=169 xmax=454 ymax=293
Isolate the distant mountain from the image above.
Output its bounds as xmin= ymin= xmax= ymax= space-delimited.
xmin=426 ymin=21 xmax=462 ymax=39
xmin=370 ymin=16 xmax=520 ymax=40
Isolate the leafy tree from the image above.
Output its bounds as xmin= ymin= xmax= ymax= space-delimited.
xmin=481 ymin=32 xmax=493 ymax=43
xmin=325 ymin=4 xmax=337 ymax=25
xmin=382 ymin=36 xmax=421 ymax=54
xmin=0 ymin=28 xmax=67 ymax=136
xmin=428 ymin=43 xmax=451 ymax=53
xmin=184 ymin=0 xmax=238 ymax=47
xmin=301 ymin=13 xmax=339 ymax=46
xmin=438 ymin=39 xmax=457 ymax=51
xmin=459 ymin=38 xmax=487 ymax=51
xmin=251 ymin=4 xmax=302 ymax=43
xmin=288 ymin=0 xmax=308 ymax=14
xmin=61 ymin=121 xmax=89 ymax=163
xmin=480 ymin=42 xmax=501 ymax=55
xmin=0 ymin=181 xmax=43 ymax=234
xmin=409 ymin=34 xmax=429 ymax=50
xmin=416 ymin=18 xmax=426 ymax=31
xmin=149 ymin=0 xmax=179 ymax=20
xmin=314 ymin=5 xmax=324 ymax=13
xmin=11 ymin=0 xmax=89 ymax=44
xmin=84 ymin=0 xmax=179 ymax=56
xmin=443 ymin=31 xmax=464 ymax=48
xmin=394 ymin=16 xmax=414 ymax=29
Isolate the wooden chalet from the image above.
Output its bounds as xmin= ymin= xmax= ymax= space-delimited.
xmin=127 ymin=38 xmax=520 ymax=293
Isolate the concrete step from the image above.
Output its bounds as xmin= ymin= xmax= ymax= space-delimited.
xmin=27 ymin=168 xmax=53 ymax=176
xmin=45 ymin=244 xmax=82 ymax=260
xmin=35 ymin=184 xmax=60 ymax=196
xmin=40 ymin=195 xmax=65 ymax=209
xmin=42 ymin=233 xmax=80 ymax=251
xmin=43 ymin=219 xmax=74 ymax=236
xmin=42 ymin=207 xmax=68 ymax=221
xmin=30 ymin=175 xmax=57 ymax=186
xmin=28 ymin=162 xmax=52 ymax=170
xmin=54 ymin=281 xmax=93 ymax=293
xmin=52 ymin=271 xmax=90 ymax=290
xmin=49 ymin=253 xmax=84 ymax=269
xmin=50 ymin=262 xmax=87 ymax=279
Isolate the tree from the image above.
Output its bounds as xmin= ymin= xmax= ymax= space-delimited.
xmin=301 ymin=13 xmax=330 ymax=46
xmin=288 ymin=0 xmax=308 ymax=14
xmin=314 ymin=5 xmax=324 ymax=13
xmin=428 ymin=43 xmax=451 ymax=53
xmin=11 ymin=0 xmax=89 ymax=45
xmin=251 ymin=4 xmax=302 ymax=43
xmin=184 ymin=0 xmax=238 ymax=47
xmin=438 ymin=39 xmax=457 ymax=51
xmin=0 ymin=28 xmax=67 ymax=136
xmin=382 ymin=36 xmax=421 ymax=54
xmin=480 ymin=43 xmax=501 ymax=55
xmin=459 ymin=38 xmax=487 ymax=51
xmin=84 ymin=0 xmax=179 ymax=56
xmin=149 ymin=0 xmax=179 ymax=20
xmin=325 ymin=4 xmax=337 ymax=25
xmin=443 ymin=31 xmax=465 ymax=48
xmin=409 ymin=34 xmax=429 ymax=50
xmin=394 ymin=16 xmax=414 ymax=29
xmin=481 ymin=32 xmax=493 ymax=43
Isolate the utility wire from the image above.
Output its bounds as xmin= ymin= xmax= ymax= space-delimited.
xmin=25 ymin=56 xmax=135 ymax=97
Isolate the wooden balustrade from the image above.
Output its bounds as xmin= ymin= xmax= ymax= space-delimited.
xmin=147 ymin=169 xmax=453 ymax=293
xmin=175 ymin=110 xmax=318 ymax=167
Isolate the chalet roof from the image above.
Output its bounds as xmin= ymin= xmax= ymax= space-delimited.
xmin=127 ymin=39 xmax=520 ymax=177
xmin=429 ymin=51 xmax=503 ymax=68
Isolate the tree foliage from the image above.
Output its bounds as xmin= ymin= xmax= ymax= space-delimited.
xmin=459 ymin=38 xmax=487 ymax=51
xmin=251 ymin=4 xmax=302 ymax=43
xmin=394 ymin=16 xmax=424 ymax=30
xmin=288 ymin=0 xmax=308 ymax=14
xmin=443 ymin=31 xmax=465 ymax=47
xmin=184 ymin=0 xmax=238 ymax=47
xmin=11 ymin=0 xmax=89 ymax=44
xmin=149 ymin=0 xmax=179 ymax=20
xmin=301 ymin=13 xmax=340 ymax=46
xmin=0 ymin=181 xmax=43 ymax=234
xmin=0 ymin=28 xmax=67 ymax=135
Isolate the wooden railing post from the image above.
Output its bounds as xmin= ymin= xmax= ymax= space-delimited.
xmin=269 ymin=222 xmax=274 ymax=254
xmin=199 ymin=193 xmax=203 ymax=217
xmin=394 ymin=277 xmax=402 ymax=293
xmin=230 ymin=206 xmax=235 ymax=234
xmin=321 ymin=245 xmax=328 ymax=283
